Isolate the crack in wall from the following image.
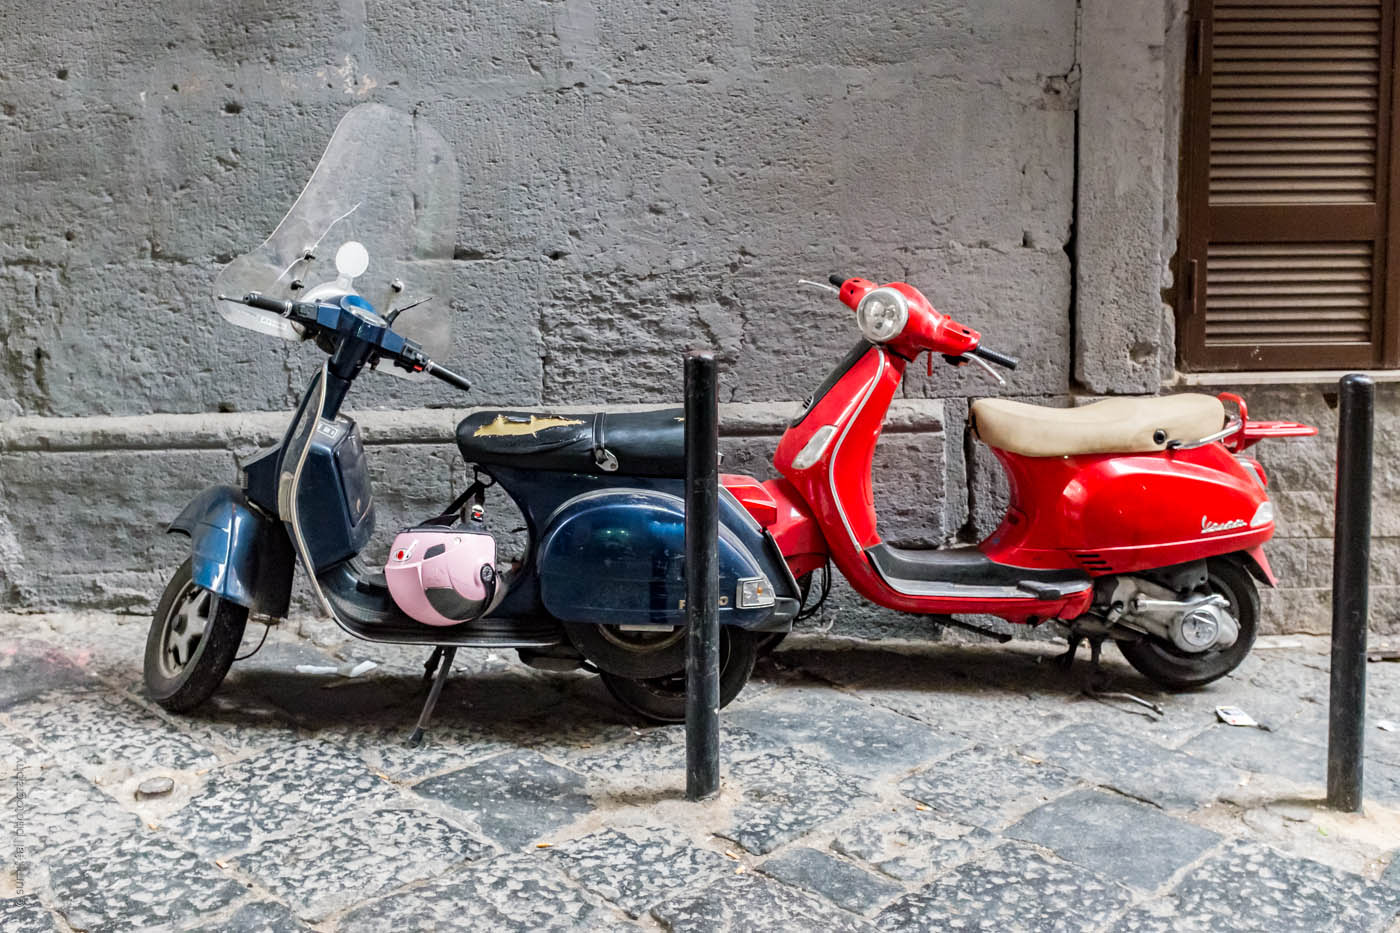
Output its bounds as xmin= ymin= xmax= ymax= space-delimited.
xmin=1066 ymin=0 xmax=1085 ymax=394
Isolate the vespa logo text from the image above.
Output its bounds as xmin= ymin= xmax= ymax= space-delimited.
xmin=1201 ymin=516 xmax=1247 ymax=534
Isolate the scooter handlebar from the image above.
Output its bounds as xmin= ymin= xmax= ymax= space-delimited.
xmin=972 ymin=345 xmax=1018 ymax=370
xmin=242 ymin=292 xmax=294 ymax=315
xmin=424 ymin=360 xmax=471 ymax=393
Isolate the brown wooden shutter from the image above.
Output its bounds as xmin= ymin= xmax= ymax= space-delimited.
xmin=1178 ymin=0 xmax=1399 ymax=370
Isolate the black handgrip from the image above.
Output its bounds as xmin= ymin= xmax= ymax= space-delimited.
xmin=829 ymin=274 xmax=847 ymax=288
xmin=243 ymin=292 xmax=293 ymax=315
xmin=972 ymin=345 xmax=1018 ymax=370
xmin=424 ymin=361 xmax=471 ymax=393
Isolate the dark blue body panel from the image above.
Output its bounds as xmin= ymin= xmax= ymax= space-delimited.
xmin=294 ymin=417 xmax=376 ymax=572
xmin=167 ymin=485 xmax=294 ymax=617
xmin=488 ymin=467 xmax=797 ymax=632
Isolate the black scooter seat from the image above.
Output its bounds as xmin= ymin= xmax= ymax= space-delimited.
xmin=456 ymin=407 xmax=686 ymax=477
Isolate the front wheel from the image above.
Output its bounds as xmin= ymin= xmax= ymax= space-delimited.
xmin=144 ymin=559 xmax=248 ymax=712
xmin=600 ymin=627 xmax=759 ymax=724
xmin=1115 ymin=557 xmax=1259 ymax=689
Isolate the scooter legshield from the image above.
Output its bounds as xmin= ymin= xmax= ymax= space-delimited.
xmin=536 ymin=487 xmax=782 ymax=630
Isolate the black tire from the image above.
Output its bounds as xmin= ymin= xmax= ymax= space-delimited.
xmin=756 ymin=631 xmax=787 ymax=655
xmin=600 ymin=627 xmax=760 ymax=724
xmin=1116 ymin=557 xmax=1259 ymax=689
xmin=144 ymin=559 xmax=248 ymax=712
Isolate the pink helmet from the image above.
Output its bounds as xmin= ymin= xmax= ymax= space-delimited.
xmin=384 ymin=527 xmax=497 ymax=627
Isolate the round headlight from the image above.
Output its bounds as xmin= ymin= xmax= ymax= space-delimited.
xmin=856 ymin=287 xmax=910 ymax=343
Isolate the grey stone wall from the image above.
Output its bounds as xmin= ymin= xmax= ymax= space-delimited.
xmin=0 ymin=0 xmax=1389 ymax=637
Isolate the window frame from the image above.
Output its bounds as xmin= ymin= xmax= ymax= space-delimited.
xmin=1176 ymin=0 xmax=1400 ymax=372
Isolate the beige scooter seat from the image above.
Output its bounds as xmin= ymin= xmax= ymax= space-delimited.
xmin=970 ymin=394 xmax=1226 ymax=458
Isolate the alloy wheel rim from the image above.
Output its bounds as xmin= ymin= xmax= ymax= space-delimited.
xmin=159 ymin=581 xmax=212 ymax=679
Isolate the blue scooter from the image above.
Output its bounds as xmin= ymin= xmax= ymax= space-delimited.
xmin=144 ymin=104 xmax=801 ymax=735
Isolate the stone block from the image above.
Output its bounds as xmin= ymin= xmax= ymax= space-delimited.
xmin=652 ymin=871 xmax=878 ymax=933
xmin=876 ymin=841 xmax=1134 ymax=932
xmin=1021 ymin=721 xmax=1242 ymax=810
xmin=546 ymin=827 xmax=733 ymax=919
xmin=897 ymin=743 xmax=1070 ymax=831
xmin=4 ymin=687 xmax=219 ymax=787
xmin=1006 ymin=789 xmax=1221 ymax=890
xmin=362 ymin=0 xmax=570 ymax=88
xmin=412 ymin=748 xmax=593 ymax=850
xmin=759 ymin=847 xmax=903 ymax=917
xmin=0 ymin=448 xmax=229 ymax=611
xmin=185 ymin=900 xmax=311 ymax=933
xmin=0 ymin=637 xmax=96 ymax=709
xmin=830 ymin=807 xmax=994 ymax=883
xmin=229 ymin=807 xmax=495 ymax=921
xmin=1182 ymin=724 xmax=1400 ymax=804
xmin=724 ymin=684 xmax=963 ymax=778
xmin=46 ymin=830 xmax=246 ymax=932
xmin=163 ymin=743 xmax=399 ymax=858
xmin=723 ymin=747 xmax=874 ymax=854
xmin=1074 ymin=0 xmax=1168 ymax=394
xmin=751 ymin=0 xmax=1077 ymax=76
xmin=588 ymin=0 xmax=746 ymax=77
xmin=336 ymin=852 xmax=637 ymax=932
xmin=1111 ymin=840 xmax=1400 ymax=932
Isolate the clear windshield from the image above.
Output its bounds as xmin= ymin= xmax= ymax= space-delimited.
xmin=213 ymin=104 xmax=458 ymax=369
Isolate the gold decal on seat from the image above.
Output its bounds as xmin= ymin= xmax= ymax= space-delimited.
xmin=472 ymin=415 xmax=584 ymax=437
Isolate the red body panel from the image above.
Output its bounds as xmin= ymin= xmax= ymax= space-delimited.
xmin=981 ymin=443 xmax=1273 ymax=576
xmin=721 ymin=473 xmax=778 ymax=526
xmin=722 ymin=474 xmax=828 ymax=578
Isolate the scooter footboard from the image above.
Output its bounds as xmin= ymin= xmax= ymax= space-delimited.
xmin=536 ymin=487 xmax=795 ymax=630
xmin=168 ymin=485 xmax=295 ymax=617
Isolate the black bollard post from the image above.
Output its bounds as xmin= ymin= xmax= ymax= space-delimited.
xmin=684 ymin=350 xmax=721 ymax=801
xmin=1327 ymin=373 xmax=1374 ymax=812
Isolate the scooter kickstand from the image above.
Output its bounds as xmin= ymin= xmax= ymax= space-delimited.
xmin=422 ymin=646 xmax=445 ymax=685
xmin=1084 ymin=636 xmax=1109 ymax=692
xmin=1057 ymin=634 xmax=1082 ymax=670
xmin=408 ymin=646 xmax=456 ymax=748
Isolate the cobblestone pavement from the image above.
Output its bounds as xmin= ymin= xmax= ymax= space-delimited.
xmin=3 ymin=612 xmax=1400 ymax=932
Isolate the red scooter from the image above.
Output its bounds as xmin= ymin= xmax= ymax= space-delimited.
xmin=723 ymin=275 xmax=1315 ymax=688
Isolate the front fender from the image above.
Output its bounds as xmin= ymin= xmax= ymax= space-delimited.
xmin=168 ymin=485 xmax=294 ymax=616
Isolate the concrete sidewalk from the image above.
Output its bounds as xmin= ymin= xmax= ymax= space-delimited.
xmin=2 ymin=612 xmax=1399 ymax=932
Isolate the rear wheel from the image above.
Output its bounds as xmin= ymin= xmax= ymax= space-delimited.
xmin=561 ymin=621 xmax=688 ymax=679
xmin=600 ymin=627 xmax=759 ymax=723
xmin=144 ymin=559 xmax=248 ymax=712
xmin=1115 ymin=558 xmax=1259 ymax=689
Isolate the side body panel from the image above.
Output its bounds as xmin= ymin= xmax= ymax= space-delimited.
xmin=486 ymin=467 xmax=799 ymax=631
xmin=982 ymin=444 xmax=1275 ymax=576
xmin=167 ymin=485 xmax=294 ymax=617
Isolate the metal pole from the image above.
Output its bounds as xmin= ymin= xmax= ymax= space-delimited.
xmin=684 ymin=350 xmax=721 ymax=801
xmin=1327 ymin=373 xmax=1374 ymax=812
